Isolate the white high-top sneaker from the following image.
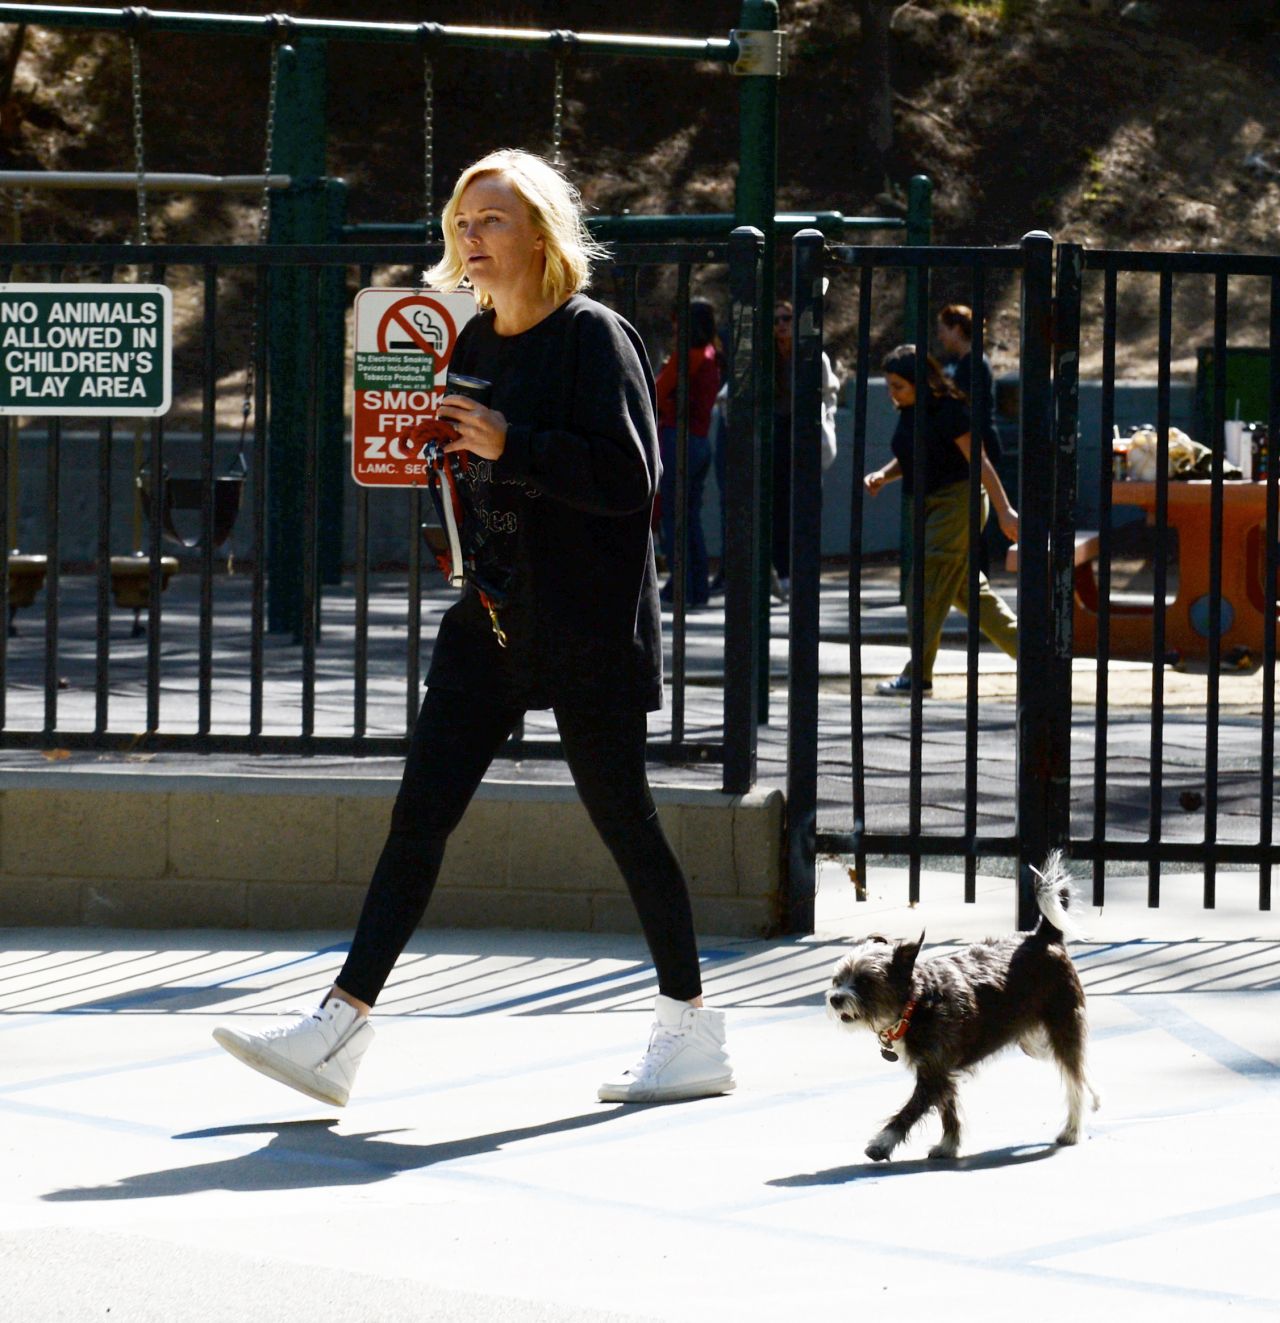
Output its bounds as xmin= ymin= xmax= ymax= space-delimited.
xmin=212 ymin=998 xmax=374 ymax=1107
xmin=598 ymin=995 xmax=735 ymax=1103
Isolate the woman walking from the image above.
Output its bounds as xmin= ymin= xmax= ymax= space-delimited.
xmin=213 ymin=150 xmax=733 ymax=1107
xmin=864 ymin=345 xmax=1019 ymax=697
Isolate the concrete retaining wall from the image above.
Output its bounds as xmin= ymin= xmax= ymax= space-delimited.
xmin=0 ymin=772 xmax=786 ymax=938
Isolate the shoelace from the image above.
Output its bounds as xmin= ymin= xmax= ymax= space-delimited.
xmin=628 ymin=1026 xmax=684 ymax=1080
xmin=259 ymin=1007 xmax=322 ymax=1041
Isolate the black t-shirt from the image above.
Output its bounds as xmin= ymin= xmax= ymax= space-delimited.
xmin=425 ymin=294 xmax=663 ymax=713
xmin=890 ymin=394 xmax=973 ymax=497
xmin=950 ymin=350 xmax=1002 ymax=463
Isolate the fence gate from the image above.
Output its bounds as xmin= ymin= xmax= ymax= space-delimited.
xmin=784 ymin=231 xmax=1278 ymax=934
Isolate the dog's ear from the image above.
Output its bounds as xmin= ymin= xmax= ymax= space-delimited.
xmin=890 ymin=931 xmax=925 ymax=978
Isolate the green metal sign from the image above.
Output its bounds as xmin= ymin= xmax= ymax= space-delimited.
xmin=0 ymin=283 xmax=172 ymax=416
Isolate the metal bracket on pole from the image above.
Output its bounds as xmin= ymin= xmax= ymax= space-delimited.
xmin=730 ymin=27 xmax=786 ymax=76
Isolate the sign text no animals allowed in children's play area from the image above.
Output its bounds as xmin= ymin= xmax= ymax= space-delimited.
xmin=0 ymin=284 xmax=172 ymax=416
xmin=351 ymin=288 xmax=477 ymax=487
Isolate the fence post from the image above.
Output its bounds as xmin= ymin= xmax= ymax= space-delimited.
xmin=267 ymin=37 xmax=326 ymax=636
xmin=1049 ymin=243 xmax=1083 ymax=852
xmin=784 ymin=228 xmax=825 ymax=933
xmin=903 ymin=174 xmax=933 ymax=342
xmin=1016 ymin=230 xmax=1056 ymax=928
xmin=723 ymin=226 xmax=765 ymax=794
xmin=733 ymin=0 xmax=779 ymax=719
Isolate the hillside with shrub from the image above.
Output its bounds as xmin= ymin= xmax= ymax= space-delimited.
xmin=2 ymin=0 xmax=1278 ymax=379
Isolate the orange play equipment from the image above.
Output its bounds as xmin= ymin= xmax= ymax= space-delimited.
xmin=1010 ymin=480 xmax=1279 ymax=662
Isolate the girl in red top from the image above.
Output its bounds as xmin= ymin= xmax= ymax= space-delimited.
xmin=654 ymin=298 xmax=724 ymax=606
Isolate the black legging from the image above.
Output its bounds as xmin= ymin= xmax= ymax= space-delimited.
xmin=336 ymin=688 xmax=704 ymax=1006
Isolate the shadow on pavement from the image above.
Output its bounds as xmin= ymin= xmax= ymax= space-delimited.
xmin=42 ymin=1107 xmax=632 ymax=1202
xmin=767 ymin=1141 xmax=1058 ymax=1187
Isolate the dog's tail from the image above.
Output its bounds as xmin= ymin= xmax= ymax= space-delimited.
xmin=1032 ymin=849 xmax=1086 ymax=944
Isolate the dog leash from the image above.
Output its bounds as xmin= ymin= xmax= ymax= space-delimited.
xmin=877 ymin=999 xmax=917 ymax=1062
xmin=408 ymin=419 xmax=508 ymax=649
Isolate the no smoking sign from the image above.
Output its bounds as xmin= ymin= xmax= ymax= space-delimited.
xmin=351 ymin=288 xmax=476 ymax=487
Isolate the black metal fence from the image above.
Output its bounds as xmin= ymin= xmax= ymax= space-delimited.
xmin=8 ymin=230 xmax=1278 ymax=931
xmin=786 ymin=231 xmax=1278 ymax=929
xmin=1058 ymin=247 xmax=1280 ymax=911
xmin=0 ymin=238 xmax=765 ymax=779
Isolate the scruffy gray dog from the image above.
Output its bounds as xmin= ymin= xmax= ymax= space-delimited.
xmin=826 ymin=853 xmax=1100 ymax=1162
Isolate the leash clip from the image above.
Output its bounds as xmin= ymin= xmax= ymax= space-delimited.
xmin=485 ymin=599 xmax=509 ymax=649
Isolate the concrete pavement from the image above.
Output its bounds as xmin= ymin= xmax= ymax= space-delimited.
xmin=3 ymin=862 xmax=1277 ymax=1322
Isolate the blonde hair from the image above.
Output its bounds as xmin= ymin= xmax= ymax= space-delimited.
xmin=424 ymin=149 xmax=609 ymax=308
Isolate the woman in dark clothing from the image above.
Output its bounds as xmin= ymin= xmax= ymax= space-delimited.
xmin=654 ymin=297 xmax=723 ymax=606
xmin=864 ymin=345 xmax=1019 ymax=697
xmin=937 ymin=303 xmax=1001 ymax=464
xmin=938 ymin=302 xmax=1002 ymax=575
xmin=213 ymin=150 xmax=734 ymax=1108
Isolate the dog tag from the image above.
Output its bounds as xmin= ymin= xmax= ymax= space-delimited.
xmin=880 ymin=1047 xmax=898 ymax=1062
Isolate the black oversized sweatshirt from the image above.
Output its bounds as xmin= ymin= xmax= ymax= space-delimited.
xmin=425 ymin=294 xmax=664 ymax=712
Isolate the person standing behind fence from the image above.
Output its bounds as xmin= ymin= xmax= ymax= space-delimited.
xmin=937 ymin=303 xmax=1001 ymax=465
xmin=654 ymin=298 xmax=724 ymax=606
xmin=212 ymin=149 xmax=734 ymax=1109
xmin=938 ymin=303 xmax=1002 ymax=575
xmin=864 ymin=345 xmax=1019 ymax=697
xmin=770 ymin=299 xmax=840 ymax=602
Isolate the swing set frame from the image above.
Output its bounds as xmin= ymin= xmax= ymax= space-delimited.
xmin=0 ymin=3 xmax=927 ymax=786
xmin=0 ymin=1 xmax=796 ymax=640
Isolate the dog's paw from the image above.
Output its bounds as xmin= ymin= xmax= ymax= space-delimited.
xmin=928 ymin=1140 xmax=959 ymax=1160
xmin=1055 ymin=1126 xmax=1080 ymax=1146
xmin=864 ymin=1127 xmax=899 ymax=1162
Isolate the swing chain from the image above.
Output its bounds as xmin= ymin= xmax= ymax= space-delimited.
xmin=127 ymin=31 xmax=149 ymax=245
xmin=240 ymin=39 xmax=283 ymax=447
xmin=417 ymin=24 xmax=442 ymax=230
xmin=552 ymin=53 xmax=565 ymax=168
xmin=423 ymin=54 xmax=435 ymax=246
xmin=255 ymin=40 xmax=282 ymax=247
xmin=549 ymin=30 xmax=576 ymax=168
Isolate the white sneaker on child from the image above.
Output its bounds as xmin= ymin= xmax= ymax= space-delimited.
xmin=598 ymin=995 xmax=735 ymax=1103
xmin=212 ymin=997 xmax=374 ymax=1107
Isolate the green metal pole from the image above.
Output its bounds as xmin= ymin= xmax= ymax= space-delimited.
xmin=0 ymin=6 xmax=738 ymax=61
xmin=734 ymin=0 xmax=779 ymax=721
xmin=902 ymin=174 xmax=933 ymax=341
xmin=346 ymin=213 xmax=907 ymax=242
xmin=267 ymin=37 xmax=327 ymax=637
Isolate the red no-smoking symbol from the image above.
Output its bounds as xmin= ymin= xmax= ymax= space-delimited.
xmin=375 ymin=295 xmax=459 ymax=368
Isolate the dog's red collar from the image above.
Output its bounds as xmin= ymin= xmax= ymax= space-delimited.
xmin=878 ymin=999 xmax=917 ymax=1049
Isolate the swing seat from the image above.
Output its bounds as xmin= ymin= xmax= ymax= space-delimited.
xmin=109 ymin=552 xmax=181 ymax=638
xmin=137 ymin=455 xmax=246 ymax=551
xmin=7 ymin=552 xmax=47 ymax=636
